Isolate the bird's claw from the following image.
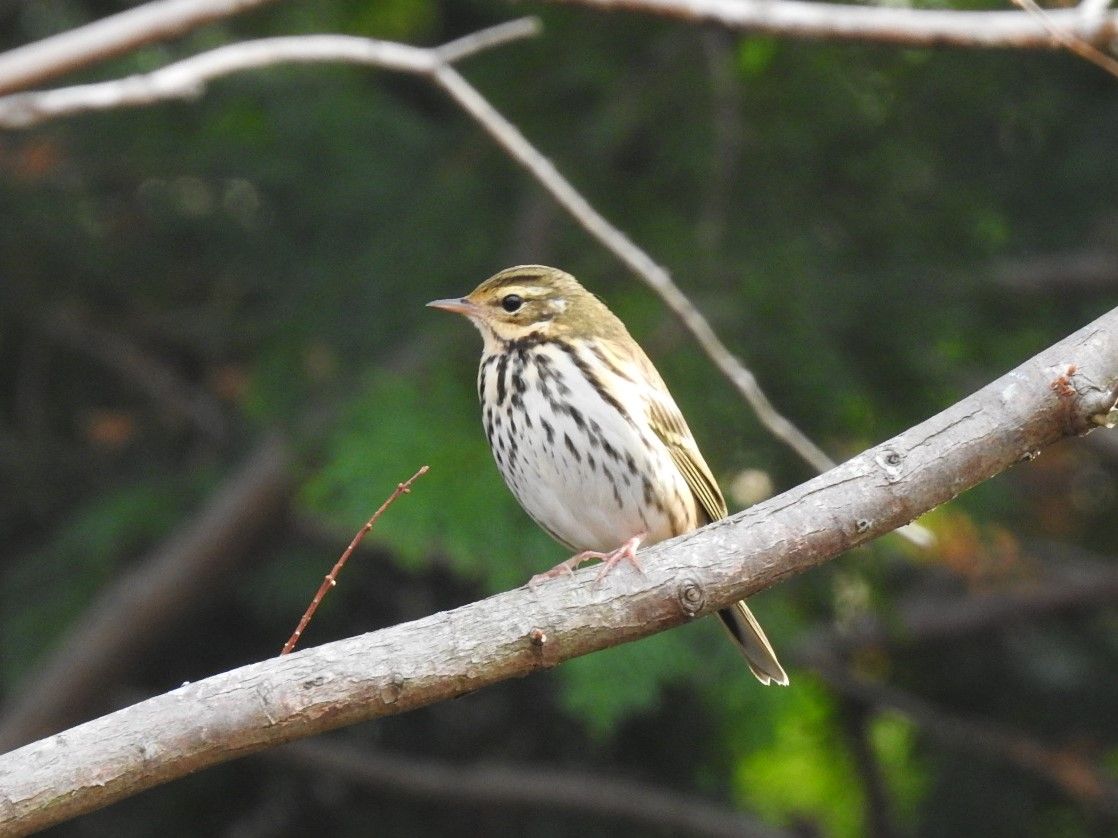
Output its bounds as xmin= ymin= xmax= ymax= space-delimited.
xmin=591 ymin=534 xmax=645 ymax=586
xmin=528 ymin=534 xmax=646 ymax=589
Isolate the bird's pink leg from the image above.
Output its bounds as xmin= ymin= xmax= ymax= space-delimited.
xmin=529 ymin=533 xmax=646 ymax=587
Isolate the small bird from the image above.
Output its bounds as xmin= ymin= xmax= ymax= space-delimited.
xmin=428 ymin=265 xmax=788 ymax=686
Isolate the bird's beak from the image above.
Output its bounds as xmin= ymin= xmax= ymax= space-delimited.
xmin=427 ymin=297 xmax=478 ymax=316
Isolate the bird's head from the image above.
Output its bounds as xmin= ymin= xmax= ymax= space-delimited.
xmin=428 ymin=265 xmax=625 ymax=349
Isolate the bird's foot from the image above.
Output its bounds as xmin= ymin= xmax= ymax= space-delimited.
xmin=528 ymin=533 xmax=647 ymax=587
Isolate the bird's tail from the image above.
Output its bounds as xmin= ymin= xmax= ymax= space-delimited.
xmin=717 ymin=601 xmax=789 ymax=686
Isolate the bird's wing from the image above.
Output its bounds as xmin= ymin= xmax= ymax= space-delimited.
xmin=645 ymin=388 xmax=728 ymax=523
xmin=597 ymin=334 xmax=729 ymax=522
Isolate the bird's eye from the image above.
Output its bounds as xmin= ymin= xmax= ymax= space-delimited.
xmin=501 ymin=294 xmax=524 ymax=313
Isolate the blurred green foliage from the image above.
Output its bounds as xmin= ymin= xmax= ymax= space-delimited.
xmin=1 ymin=0 xmax=1116 ymax=835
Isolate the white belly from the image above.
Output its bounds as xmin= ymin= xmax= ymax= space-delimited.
xmin=479 ymin=339 xmax=698 ymax=552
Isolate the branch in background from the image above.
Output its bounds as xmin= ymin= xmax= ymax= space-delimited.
xmin=800 ymin=559 xmax=1118 ymax=657
xmin=0 ymin=435 xmax=293 ymax=751
xmin=274 ymin=738 xmax=790 ymax=838
xmin=1 ymin=306 xmax=1114 ymax=834
xmin=0 ymin=0 xmax=281 ymax=96
xmin=0 ymin=21 xmax=543 ymax=127
xmin=994 ymin=250 xmax=1118 ymax=294
xmin=805 ymin=658 xmax=1118 ymax=816
xmin=546 ymin=0 xmax=1118 ymax=49
xmin=1011 ymin=0 xmax=1118 ymax=78
xmin=46 ymin=307 xmax=229 ymax=444
xmin=795 ymin=544 xmax=1118 ymax=815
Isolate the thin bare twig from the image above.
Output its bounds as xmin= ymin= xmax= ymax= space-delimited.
xmin=281 ymin=465 xmax=429 ymax=655
xmin=1011 ymin=0 xmax=1118 ymax=78
xmin=0 ymin=0 xmax=281 ymax=96
xmin=545 ymin=0 xmax=1118 ymax=49
xmin=431 ymin=65 xmax=834 ymax=473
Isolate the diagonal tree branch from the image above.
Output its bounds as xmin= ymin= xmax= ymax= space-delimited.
xmin=1 ymin=306 xmax=1114 ymax=834
xmin=0 ymin=0 xmax=282 ymax=96
xmin=545 ymin=0 xmax=1118 ymax=49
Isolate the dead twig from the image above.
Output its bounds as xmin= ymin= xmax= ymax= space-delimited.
xmin=280 ymin=465 xmax=429 ymax=655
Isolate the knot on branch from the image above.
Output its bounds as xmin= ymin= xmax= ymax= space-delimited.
xmin=676 ymin=579 xmax=706 ymax=617
xmin=874 ymin=448 xmax=906 ymax=482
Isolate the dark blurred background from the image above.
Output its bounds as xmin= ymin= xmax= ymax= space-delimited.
xmin=2 ymin=1 xmax=1117 ymax=835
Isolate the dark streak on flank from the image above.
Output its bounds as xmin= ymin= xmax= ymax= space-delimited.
xmin=495 ymin=351 xmax=510 ymax=406
xmin=478 ymin=356 xmax=491 ymax=403
xmin=602 ymin=466 xmax=623 ymax=507
xmin=564 ymin=432 xmax=582 ymax=463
